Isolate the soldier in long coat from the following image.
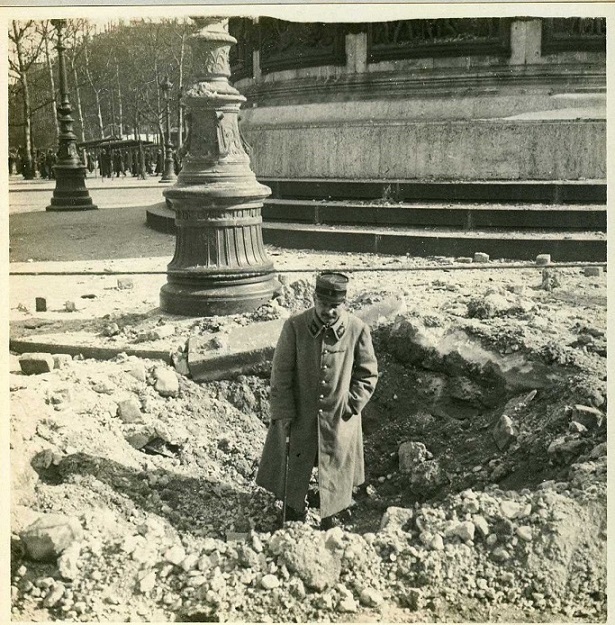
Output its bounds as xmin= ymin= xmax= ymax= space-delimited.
xmin=256 ymin=272 xmax=378 ymax=529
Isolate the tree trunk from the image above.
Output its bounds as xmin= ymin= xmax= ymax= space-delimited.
xmin=42 ymin=25 xmax=60 ymax=140
xmin=12 ymin=23 xmax=35 ymax=179
xmin=116 ymin=61 xmax=123 ymax=138
xmin=84 ymin=42 xmax=105 ymax=138
xmin=70 ymin=55 xmax=86 ymax=142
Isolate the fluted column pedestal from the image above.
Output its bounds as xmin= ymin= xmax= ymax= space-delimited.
xmin=160 ymin=17 xmax=277 ymax=316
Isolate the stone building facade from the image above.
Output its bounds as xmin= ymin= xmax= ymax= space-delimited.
xmin=230 ymin=17 xmax=606 ymax=183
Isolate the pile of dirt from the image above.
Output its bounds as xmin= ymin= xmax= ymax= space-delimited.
xmin=9 ymin=259 xmax=607 ymax=622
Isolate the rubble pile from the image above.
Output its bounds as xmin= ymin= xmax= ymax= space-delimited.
xmin=9 ymin=262 xmax=607 ymax=622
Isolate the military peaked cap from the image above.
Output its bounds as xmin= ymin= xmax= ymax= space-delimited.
xmin=315 ymin=272 xmax=349 ymax=303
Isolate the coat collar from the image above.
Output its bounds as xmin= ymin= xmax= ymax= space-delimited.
xmin=307 ymin=308 xmax=347 ymax=340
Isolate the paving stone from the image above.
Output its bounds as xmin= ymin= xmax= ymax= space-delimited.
xmin=535 ymin=254 xmax=552 ymax=265
xmin=19 ymin=353 xmax=55 ymax=375
xmin=584 ymin=266 xmax=602 ymax=277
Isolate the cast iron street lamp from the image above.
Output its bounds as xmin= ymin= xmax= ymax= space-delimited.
xmin=159 ymin=76 xmax=177 ymax=183
xmin=46 ymin=19 xmax=97 ymax=212
xmin=159 ymin=17 xmax=277 ymax=316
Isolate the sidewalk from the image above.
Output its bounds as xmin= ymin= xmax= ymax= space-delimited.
xmin=9 ymin=173 xmax=167 ymax=192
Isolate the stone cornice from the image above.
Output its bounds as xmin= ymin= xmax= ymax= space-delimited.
xmin=239 ymin=64 xmax=606 ymax=107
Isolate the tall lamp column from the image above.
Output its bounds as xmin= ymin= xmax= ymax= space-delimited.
xmin=159 ymin=76 xmax=177 ymax=183
xmin=46 ymin=19 xmax=97 ymax=212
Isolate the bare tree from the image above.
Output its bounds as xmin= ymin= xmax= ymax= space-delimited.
xmin=38 ymin=20 xmax=60 ymax=140
xmin=9 ymin=20 xmax=44 ymax=178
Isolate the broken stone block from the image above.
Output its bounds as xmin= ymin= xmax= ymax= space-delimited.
xmin=569 ymin=421 xmax=587 ymax=434
xmin=149 ymin=325 xmax=176 ymax=341
xmin=535 ymin=254 xmax=551 ymax=266
xmin=473 ymin=252 xmax=490 ymax=263
xmin=52 ymin=354 xmax=72 ymax=369
xmin=398 ymin=441 xmax=431 ymax=473
xmin=35 ymin=297 xmax=47 ymax=312
xmin=540 ymin=268 xmax=560 ymax=291
xmin=281 ymin=534 xmax=342 ymax=591
xmin=64 ymin=301 xmax=77 ymax=312
xmin=154 ymin=367 xmax=179 ymax=397
xmin=547 ymin=435 xmax=585 ymax=464
xmin=172 ymin=352 xmax=190 ymax=376
xmin=572 ymin=404 xmax=604 ymax=430
xmin=20 ymin=514 xmax=82 ymax=561
xmin=42 ymin=582 xmax=66 ymax=608
xmin=584 ymin=266 xmax=602 ymax=277
xmin=359 ymin=588 xmax=384 ymax=608
xmin=408 ymin=459 xmax=445 ymax=495
xmin=451 ymin=521 xmax=475 ymax=542
xmin=19 ymin=353 xmax=55 ymax=375
xmin=456 ymin=256 xmax=473 ymax=264
xmin=117 ymin=397 xmax=143 ymax=423
xmin=117 ymin=277 xmax=134 ymax=290
xmin=57 ymin=542 xmax=81 ymax=580
xmin=125 ymin=360 xmax=146 ymax=382
xmin=493 ymin=415 xmax=518 ymax=451
xmin=472 ymin=515 xmax=489 ymax=538
xmin=380 ymin=506 xmax=413 ymax=531
xmin=103 ymin=323 xmax=120 ymax=337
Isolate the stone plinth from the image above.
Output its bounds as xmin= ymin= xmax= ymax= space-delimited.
xmin=160 ymin=17 xmax=276 ymax=316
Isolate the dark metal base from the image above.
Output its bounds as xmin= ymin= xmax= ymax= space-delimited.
xmin=46 ymin=165 xmax=98 ymax=211
xmin=160 ymin=274 xmax=279 ymax=316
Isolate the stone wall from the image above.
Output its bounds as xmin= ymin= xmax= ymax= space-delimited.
xmin=235 ymin=17 xmax=606 ymax=182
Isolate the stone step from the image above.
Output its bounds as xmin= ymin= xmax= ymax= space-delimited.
xmin=263 ymin=199 xmax=606 ymax=231
xmin=262 ymin=222 xmax=606 ymax=262
xmin=260 ymin=178 xmax=606 ymax=204
xmin=145 ymin=203 xmax=606 ymax=261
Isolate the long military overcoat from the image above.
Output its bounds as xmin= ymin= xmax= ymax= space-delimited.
xmin=256 ymin=307 xmax=378 ymax=518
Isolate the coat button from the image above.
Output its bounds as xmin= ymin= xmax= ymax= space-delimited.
xmin=319 ymin=394 xmax=324 ymax=399
xmin=321 ymin=380 xmax=326 ymax=385
xmin=318 ymin=409 xmax=323 ymax=414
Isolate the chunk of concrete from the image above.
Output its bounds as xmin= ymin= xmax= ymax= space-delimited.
xmin=473 ymin=252 xmax=490 ymax=263
xmin=52 ymin=354 xmax=72 ymax=369
xmin=35 ymin=297 xmax=47 ymax=312
xmin=117 ymin=278 xmax=134 ymax=290
xmin=20 ymin=514 xmax=83 ymax=561
xmin=19 ymin=353 xmax=55 ymax=375
xmin=117 ymin=397 xmax=143 ymax=423
xmin=493 ymin=415 xmax=518 ymax=451
xmin=535 ymin=254 xmax=551 ymax=266
xmin=154 ymin=367 xmax=179 ymax=397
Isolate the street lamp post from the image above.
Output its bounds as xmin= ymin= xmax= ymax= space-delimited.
xmin=46 ymin=19 xmax=97 ymax=212
xmin=159 ymin=17 xmax=277 ymax=316
xmin=159 ymin=76 xmax=177 ymax=183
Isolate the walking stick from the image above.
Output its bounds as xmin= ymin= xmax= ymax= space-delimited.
xmin=281 ymin=423 xmax=291 ymax=528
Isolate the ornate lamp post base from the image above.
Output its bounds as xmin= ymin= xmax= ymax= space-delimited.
xmin=46 ymin=165 xmax=98 ymax=211
xmin=159 ymin=17 xmax=277 ymax=316
xmin=160 ymin=272 xmax=278 ymax=316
